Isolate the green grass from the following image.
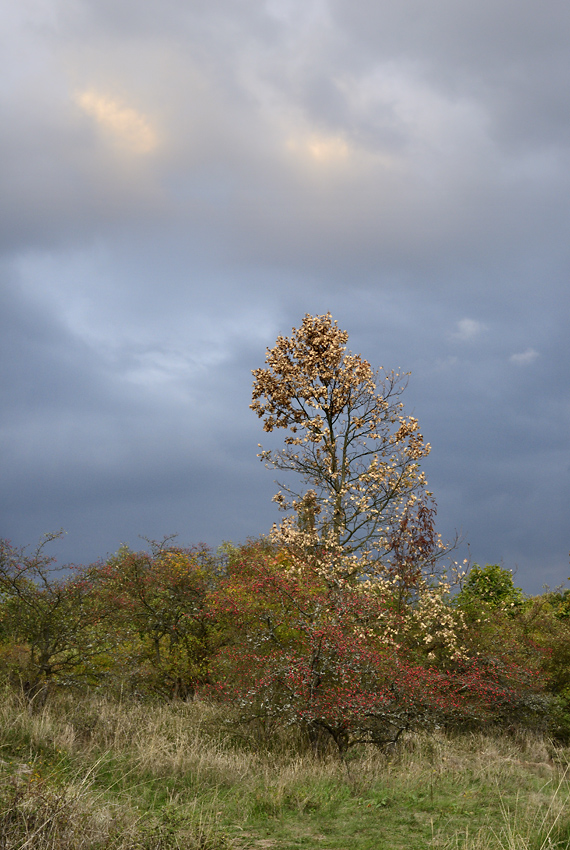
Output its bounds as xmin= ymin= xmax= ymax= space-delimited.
xmin=1 ymin=688 xmax=569 ymax=849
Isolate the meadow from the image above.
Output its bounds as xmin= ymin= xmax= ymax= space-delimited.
xmin=1 ymin=687 xmax=570 ymax=850
xmin=4 ymin=318 xmax=570 ymax=846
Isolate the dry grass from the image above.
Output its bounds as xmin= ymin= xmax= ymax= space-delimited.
xmin=0 ymin=692 xmax=233 ymax=848
xmin=0 ymin=763 xmax=230 ymax=849
xmin=435 ymin=767 xmax=570 ymax=849
xmin=1 ymin=688 xmax=569 ymax=849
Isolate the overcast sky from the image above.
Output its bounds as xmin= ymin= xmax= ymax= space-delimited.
xmin=1 ymin=0 xmax=569 ymax=592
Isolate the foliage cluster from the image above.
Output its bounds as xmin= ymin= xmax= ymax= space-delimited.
xmin=1 ymin=313 xmax=569 ymax=754
xmin=0 ymin=534 xmax=568 ymax=751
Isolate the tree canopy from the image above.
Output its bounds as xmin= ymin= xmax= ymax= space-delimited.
xmin=251 ymin=312 xmax=439 ymax=580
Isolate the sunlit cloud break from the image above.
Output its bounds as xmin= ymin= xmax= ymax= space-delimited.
xmin=287 ymin=133 xmax=350 ymax=162
xmin=76 ymin=90 xmax=158 ymax=154
xmin=509 ymin=348 xmax=539 ymax=365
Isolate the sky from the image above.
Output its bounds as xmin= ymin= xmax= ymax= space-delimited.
xmin=1 ymin=0 xmax=569 ymax=592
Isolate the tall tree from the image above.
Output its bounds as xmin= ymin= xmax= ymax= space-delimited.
xmin=251 ymin=313 xmax=439 ymax=580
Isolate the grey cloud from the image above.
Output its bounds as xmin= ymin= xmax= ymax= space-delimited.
xmin=1 ymin=0 xmax=569 ymax=591
xmin=4 ymin=0 xmax=570 ymax=282
xmin=329 ymin=1 xmax=570 ymax=106
xmin=1 ymin=263 xmax=278 ymax=562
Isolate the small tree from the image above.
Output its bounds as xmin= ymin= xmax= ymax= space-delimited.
xmin=210 ymin=544 xmax=538 ymax=755
xmin=457 ymin=564 xmax=524 ymax=611
xmin=251 ymin=313 xmax=440 ymax=581
xmin=0 ymin=534 xmax=104 ymax=706
xmin=93 ymin=539 xmax=223 ymax=699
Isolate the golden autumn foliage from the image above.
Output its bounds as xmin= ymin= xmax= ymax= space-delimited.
xmin=251 ymin=312 xmax=442 ymax=582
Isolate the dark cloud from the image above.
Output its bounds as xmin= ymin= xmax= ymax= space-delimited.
xmin=1 ymin=0 xmax=568 ymax=591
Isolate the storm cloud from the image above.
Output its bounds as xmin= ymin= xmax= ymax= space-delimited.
xmin=1 ymin=0 xmax=569 ymax=590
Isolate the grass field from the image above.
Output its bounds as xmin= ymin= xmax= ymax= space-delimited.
xmin=1 ymin=688 xmax=569 ymax=849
